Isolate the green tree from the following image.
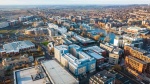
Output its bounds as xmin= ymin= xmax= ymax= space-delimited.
xmin=37 ymin=46 xmax=42 ymax=51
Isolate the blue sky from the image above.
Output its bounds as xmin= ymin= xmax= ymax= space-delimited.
xmin=0 ymin=0 xmax=150 ymax=5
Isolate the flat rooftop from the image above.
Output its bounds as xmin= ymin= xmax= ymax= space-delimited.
xmin=42 ymin=60 xmax=78 ymax=84
xmin=55 ymin=45 xmax=68 ymax=51
xmin=14 ymin=67 xmax=50 ymax=84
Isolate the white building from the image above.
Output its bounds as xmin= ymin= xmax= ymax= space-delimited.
xmin=2 ymin=40 xmax=35 ymax=54
xmin=48 ymin=23 xmax=58 ymax=29
xmin=0 ymin=22 xmax=9 ymax=28
xmin=54 ymin=45 xmax=69 ymax=62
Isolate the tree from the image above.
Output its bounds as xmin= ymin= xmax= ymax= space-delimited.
xmin=112 ymin=64 xmax=122 ymax=71
xmin=93 ymin=35 xmax=100 ymax=41
xmin=37 ymin=46 xmax=42 ymax=51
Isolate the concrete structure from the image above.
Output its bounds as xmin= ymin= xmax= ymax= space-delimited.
xmin=56 ymin=27 xmax=67 ymax=34
xmin=100 ymin=43 xmax=114 ymax=52
xmin=18 ymin=15 xmax=34 ymax=22
xmin=61 ymin=52 xmax=96 ymax=76
xmin=8 ymin=20 xmax=19 ymax=26
xmin=114 ymin=35 xmax=124 ymax=47
xmin=0 ymin=22 xmax=9 ymax=28
xmin=25 ymin=28 xmax=48 ymax=35
xmin=42 ymin=60 xmax=79 ymax=84
xmin=109 ymin=53 xmax=119 ymax=64
xmin=48 ymin=23 xmax=58 ymax=29
xmin=47 ymin=28 xmax=58 ymax=36
xmin=85 ymin=50 xmax=104 ymax=65
xmin=2 ymin=54 xmax=34 ymax=68
xmin=1 ymin=40 xmax=35 ymax=54
xmin=14 ymin=66 xmax=50 ymax=84
xmin=54 ymin=45 xmax=69 ymax=62
xmin=89 ymin=70 xmax=115 ymax=84
xmin=74 ymin=35 xmax=95 ymax=45
xmin=69 ymin=44 xmax=82 ymax=57
xmin=127 ymin=27 xmax=149 ymax=35
xmin=83 ymin=46 xmax=106 ymax=56
xmin=124 ymin=46 xmax=150 ymax=82
xmin=123 ymin=34 xmax=143 ymax=48
xmin=54 ymin=44 xmax=96 ymax=76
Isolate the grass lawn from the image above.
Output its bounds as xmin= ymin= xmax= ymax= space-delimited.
xmin=0 ymin=29 xmax=17 ymax=34
xmin=41 ymin=41 xmax=49 ymax=46
xmin=0 ymin=30 xmax=9 ymax=33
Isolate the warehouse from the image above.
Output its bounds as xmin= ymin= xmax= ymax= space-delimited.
xmin=2 ymin=40 xmax=35 ymax=54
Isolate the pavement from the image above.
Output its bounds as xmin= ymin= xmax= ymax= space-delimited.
xmin=39 ymin=43 xmax=52 ymax=60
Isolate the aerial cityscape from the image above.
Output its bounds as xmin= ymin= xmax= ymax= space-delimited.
xmin=0 ymin=0 xmax=150 ymax=84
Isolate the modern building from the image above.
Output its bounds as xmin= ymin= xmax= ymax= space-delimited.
xmin=41 ymin=60 xmax=79 ymax=84
xmin=123 ymin=34 xmax=143 ymax=48
xmin=109 ymin=53 xmax=119 ymax=64
xmin=18 ymin=15 xmax=34 ymax=22
xmin=54 ymin=44 xmax=96 ymax=76
xmin=25 ymin=28 xmax=48 ymax=35
xmin=69 ymin=44 xmax=82 ymax=57
xmin=114 ymin=35 xmax=124 ymax=48
xmin=126 ymin=27 xmax=149 ymax=35
xmin=83 ymin=46 xmax=106 ymax=57
xmin=85 ymin=50 xmax=104 ymax=65
xmin=61 ymin=52 xmax=96 ymax=76
xmin=54 ymin=45 xmax=69 ymax=62
xmin=48 ymin=23 xmax=58 ymax=29
xmin=0 ymin=22 xmax=9 ymax=28
xmin=89 ymin=70 xmax=115 ymax=84
xmin=124 ymin=46 xmax=150 ymax=82
xmin=100 ymin=43 xmax=114 ymax=53
xmin=1 ymin=40 xmax=35 ymax=54
xmin=8 ymin=20 xmax=19 ymax=26
xmin=73 ymin=35 xmax=95 ymax=45
xmin=47 ymin=28 xmax=58 ymax=36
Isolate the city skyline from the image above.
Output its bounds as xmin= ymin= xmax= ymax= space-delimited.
xmin=0 ymin=0 xmax=150 ymax=5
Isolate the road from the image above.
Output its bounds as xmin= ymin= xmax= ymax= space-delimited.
xmin=39 ymin=43 xmax=52 ymax=60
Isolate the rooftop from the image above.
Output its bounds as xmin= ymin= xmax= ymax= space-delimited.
xmin=86 ymin=50 xmax=104 ymax=59
xmin=90 ymin=70 xmax=115 ymax=83
xmin=55 ymin=45 xmax=68 ymax=51
xmin=14 ymin=67 xmax=49 ymax=84
xmin=41 ymin=60 xmax=78 ymax=84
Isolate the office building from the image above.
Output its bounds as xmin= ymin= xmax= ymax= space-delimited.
xmin=109 ymin=53 xmax=119 ymax=64
xmin=100 ymin=43 xmax=114 ymax=53
xmin=74 ymin=35 xmax=95 ymax=46
xmin=83 ymin=46 xmax=106 ymax=57
xmin=124 ymin=46 xmax=150 ymax=82
xmin=54 ymin=45 xmax=69 ymax=62
xmin=55 ymin=44 xmax=96 ymax=76
xmin=69 ymin=44 xmax=82 ymax=57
